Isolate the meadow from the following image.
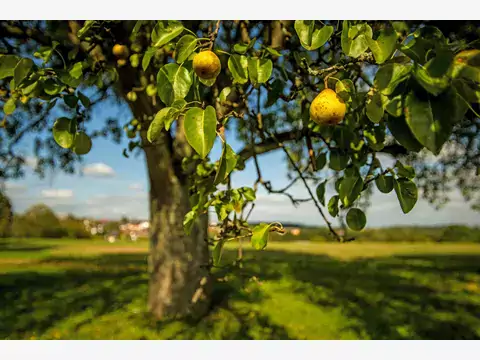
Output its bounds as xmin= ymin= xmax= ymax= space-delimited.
xmin=1 ymin=237 xmax=480 ymax=339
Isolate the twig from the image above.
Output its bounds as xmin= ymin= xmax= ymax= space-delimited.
xmin=268 ymin=131 xmax=343 ymax=242
xmin=209 ymin=20 xmax=222 ymax=50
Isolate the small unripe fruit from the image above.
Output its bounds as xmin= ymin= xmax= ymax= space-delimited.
xmin=193 ymin=50 xmax=221 ymax=80
xmin=127 ymin=129 xmax=136 ymax=139
xmin=310 ymin=89 xmax=346 ymax=126
xmin=130 ymin=54 xmax=140 ymax=68
xmin=126 ymin=91 xmax=137 ymax=102
xmin=130 ymin=119 xmax=139 ymax=126
xmin=146 ymin=84 xmax=157 ymax=97
xmin=112 ymin=44 xmax=129 ymax=59
xmin=117 ymin=59 xmax=127 ymax=67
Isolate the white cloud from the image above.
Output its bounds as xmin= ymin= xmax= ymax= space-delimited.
xmin=3 ymin=182 xmax=27 ymax=192
xmin=129 ymin=183 xmax=144 ymax=192
xmin=24 ymin=156 xmax=38 ymax=168
xmin=41 ymin=189 xmax=74 ymax=199
xmin=82 ymin=163 xmax=115 ymax=178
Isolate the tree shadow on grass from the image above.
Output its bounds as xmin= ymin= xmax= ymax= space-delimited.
xmin=240 ymin=250 xmax=480 ymax=340
xmin=1 ymin=250 xmax=479 ymax=339
xmin=0 ymin=239 xmax=55 ymax=252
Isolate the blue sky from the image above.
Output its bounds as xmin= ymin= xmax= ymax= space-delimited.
xmin=3 ymin=97 xmax=480 ymax=228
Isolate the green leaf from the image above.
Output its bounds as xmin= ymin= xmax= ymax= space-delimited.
xmin=213 ymin=238 xmax=227 ymax=266
xmin=394 ymin=178 xmax=418 ymax=214
xmin=228 ymin=55 xmax=248 ymax=84
xmin=328 ymin=195 xmax=340 ymax=217
xmin=147 ymin=107 xmax=178 ymax=142
xmin=183 ymin=210 xmax=197 ymax=235
xmin=345 ymin=23 xmax=373 ymax=58
xmin=219 ymin=87 xmax=232 ymax=103
xmin=374 ymin=63 xmax=412 ymax=95
xmin=53 ymin=117 xmax=77 ymax=149
xmin=341 ymin=21 xmax=352 ymax=56
xmin=77 ymin=91 xmax=91 ymax=107
xmin=405 ymin=91 xmax=455 ymax=154
xmin=199 ymin=76 xmax=217 ymax=87
xmin=364 ymin=126 xmax=385 ymax=151
xmin=184 ymin=106 xmax=217 ymax=159
xmin=248 ymin=57 xmax=273 ymax=85
xmin=214 ymin=143 xmax=238 ymax=185
xmin=251 ymin=223 xmax=273 ymax=250
xmin=413 ymin=63 xmax=450 ymax=96
xmin=335 ymin=79 xmax=355 ymax=102
xmin=386 ymin=114 xmax=423 ymax=152
xmin=77 ymin=21 xmax=94 ymax=39
xmin=241 ymin=187 xmax=256 ymax=201
xmin=315 ymin=152 xmax=327 ymax=170
xmin=215 ymin=203 xmax=233 ymax=222
xmin=265 ymin=47 xmax=282 ymax=57
xmin=142 ymin=47 xmax=156 ymax=71
xmin=375 ymin=174 xmax=394 ymax=193
xmin=131 ymin=20 xmax=145 ymax=38
xmin=0 ymin=55 xmax=20 ymax=79
xmin=294 ymin=21 xmax=333 ymax=51
xmin=366 ymin=91 xmax=385 ymax=123
xmin=152 ymin=21 xmax=184 ymax=48
xmin=72 ymin=131 xmax=92 ymax=155
xmin=385 ymin=94 xmax=403 ymax=117
xmin=63 ymin=95 xmax=78 ymax=108
xmin=339 ymin=170 xmax=364 ymax=207
xmin=43 ymin=79 xmax=64 ymax=95
xmin=329 ymin=150 xmax=349 ymax=171
xmin=367 ymin=27 xmax=397 ymax=64
xmin=156 ymin=63 xmax=192 ymax=106
xmin=316 ymin=181 xmax=327 ymax=206
xmin=69 ymin=62 xmax=83 ymax=80
xmin=333 ymin=127 xmax=354 ymax=150
xmin=395 ymin=160 xmax=415 ymax=179
xmin=14 ymin=58 xmax=33 ymax=87
xmin=266 ymin=79 xmax=284 ymax=107
xmin=233 ymin=43 xmax=248 ymax=54
xmin=451 ymin=50 xmax=480 ymax=82
xmin=3 ymin=98 xmax=16 ymax=115
xmin=175 ymin=35 xmax=197 ymax=64
xmin=171 ymin=99 xmax=187 ymax=110
xmin=346 ymin=208 xmax=367 ymax=231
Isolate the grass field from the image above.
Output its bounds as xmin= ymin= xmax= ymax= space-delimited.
xmin=1 ymin=238 xmax=480 ymax=339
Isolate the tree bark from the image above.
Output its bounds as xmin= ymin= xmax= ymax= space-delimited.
xmin=142 ymin=130 xmax=211 ymax=320
xmin=122 ymin=85 xmax=212 ymax=320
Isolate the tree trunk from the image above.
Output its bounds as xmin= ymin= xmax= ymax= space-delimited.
xmin=142 ymin=130 xmax=212 ymax=320
xmin=120 ymin=82 xmax=212 ymax=320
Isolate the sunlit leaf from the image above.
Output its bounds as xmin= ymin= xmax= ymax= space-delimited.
xmin=152 ymin=21 xmax=184 ymax=48
xmin=294 ymin=21 xmax=333 ymax=51
xmin=228 ymin=55 xmax=248 ymax=84
xmin=248 ymin=57 xmax=273 ymax=85
xmin=328 ymin=195 xmax=340 ymax=217
xmin=175 ymin=35 xmax=197 ymax=64
xmin=72 ymin=131 xmax=92 ymax=155
xmin=14 ymin=58 xmax=33 ymax=86
xmin=184 ymin=106 xmax=216 ymax=159
xmin=53 ymin=117 xmax=77 ymax=149
xmin=214 ymin=143 xmax=238 ymax=185
xmin=156 ymin=63 xmax=192 ymax=106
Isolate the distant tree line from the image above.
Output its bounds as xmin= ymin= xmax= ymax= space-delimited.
xmin=272 ymin=225 xmax=480 ymax=243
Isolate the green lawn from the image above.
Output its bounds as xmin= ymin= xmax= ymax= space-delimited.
xmin=1 ymin=238 xmax=480 ymax=339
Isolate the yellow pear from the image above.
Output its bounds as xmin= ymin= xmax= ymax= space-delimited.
xmin=193 ymin=50 xmax=221 ymax=79
xmin=310 ymin=88 xmax=346 ymax=125
xmin=112 ymin=44 xmax=129 ymax=59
